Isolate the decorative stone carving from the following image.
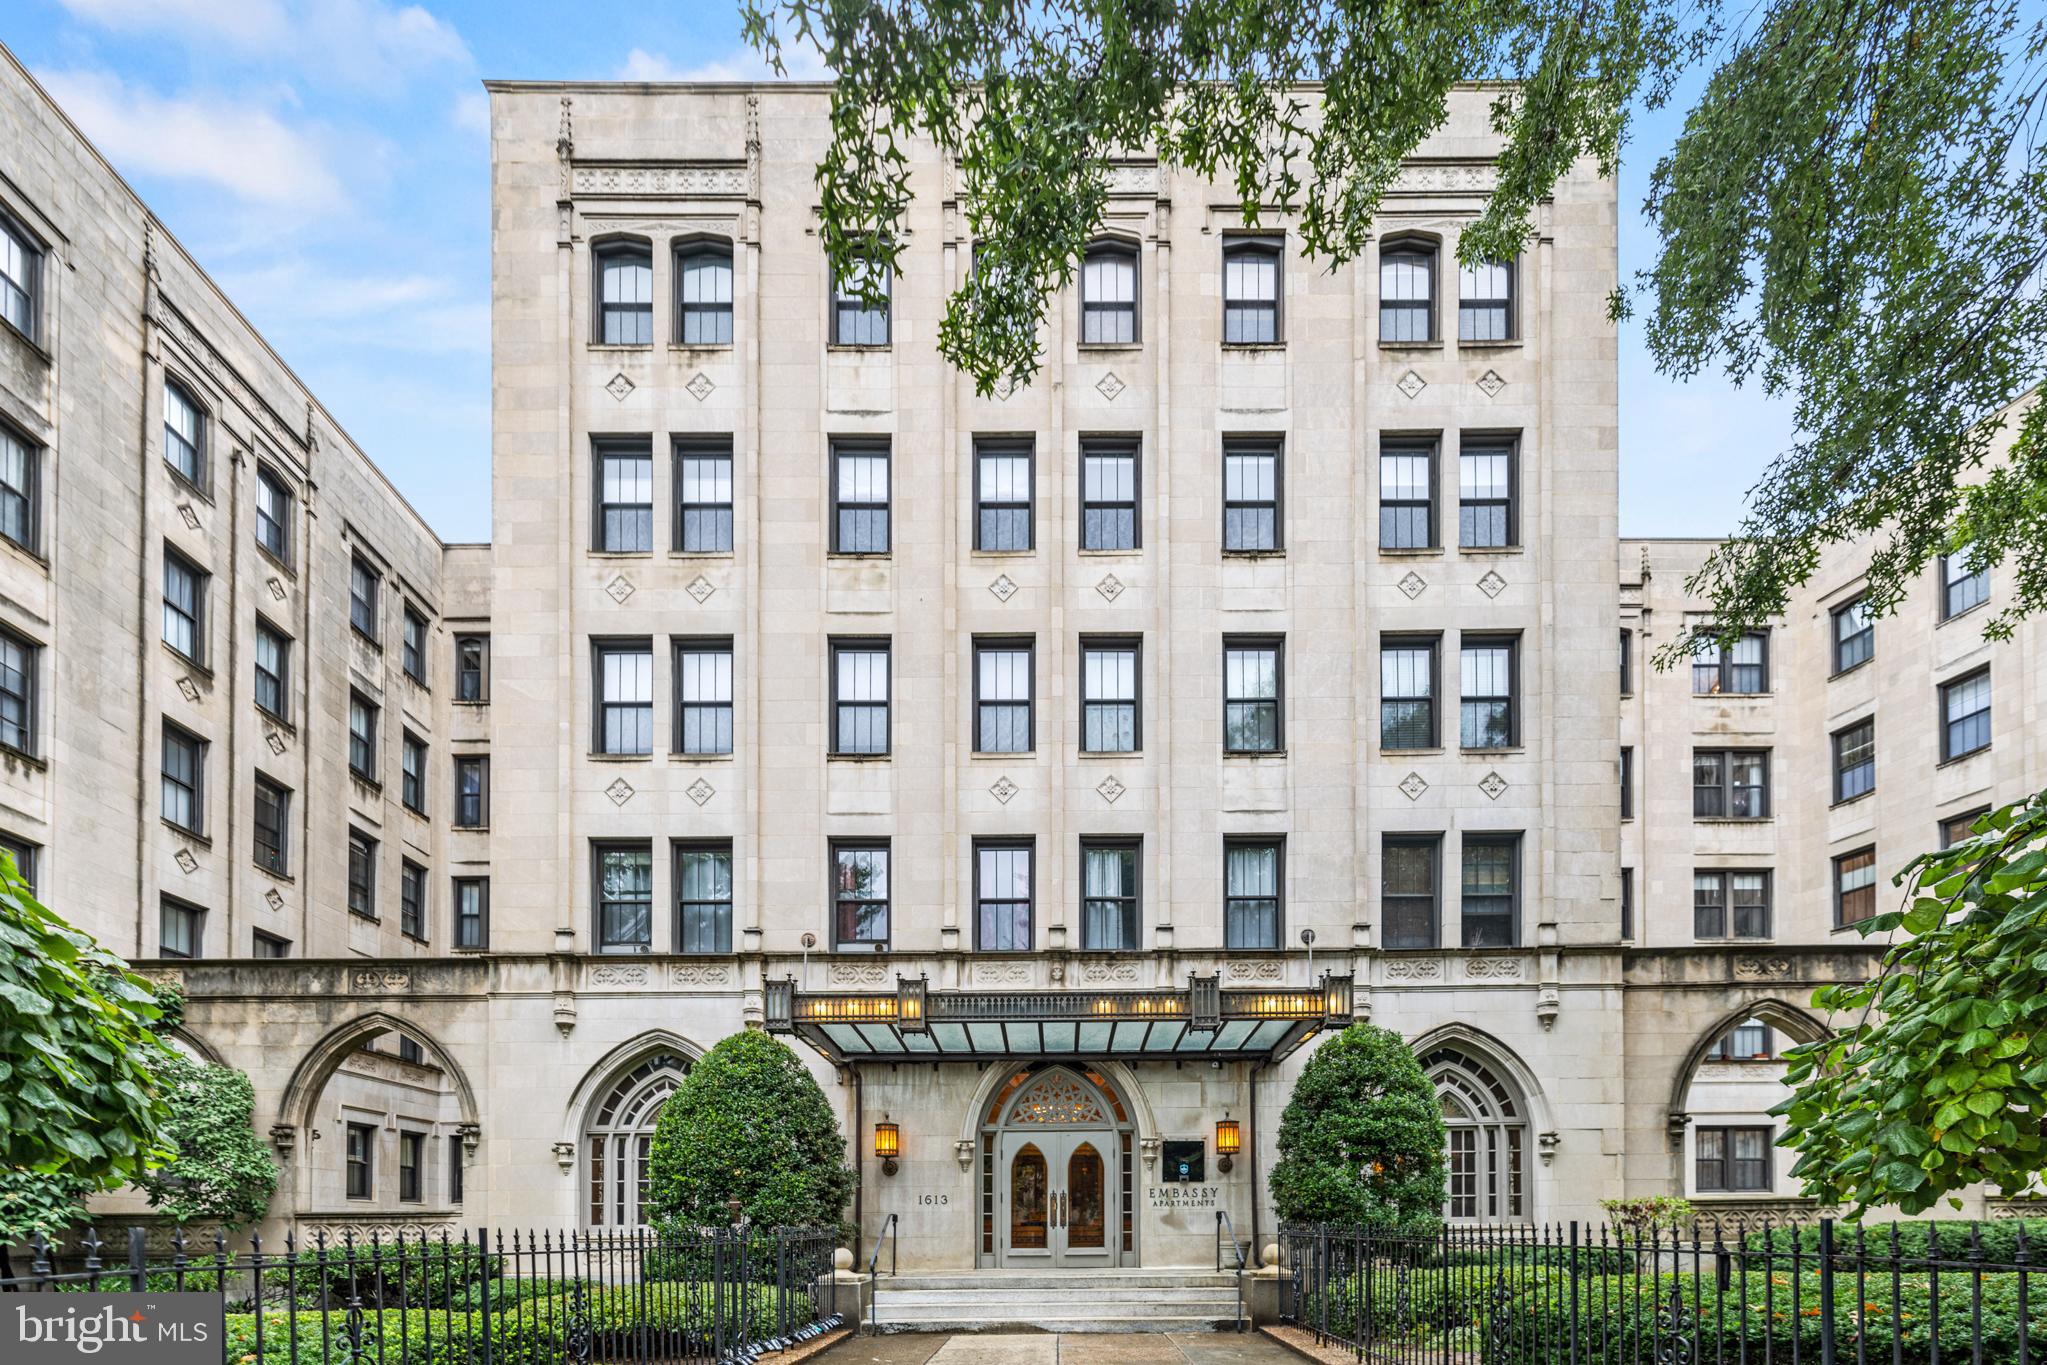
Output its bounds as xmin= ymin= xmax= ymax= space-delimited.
xmin=1384 ymin=957 xmax=1441 ymax=980
xmin=1006 ymin=1071 xmax=1108 ymax=1124
xmin=1477 ymin=369 xmax=1506 ymax=398
xmin=177 ymin=503 xmax=201 ymax=531
xmin=973 ymin=961 xmax=1031 ymax=986
xmin=1479 ymin=771 xmax=1509 ymax=800
xmin=604 ymin=574 xmax=635 ymax=604
xmin=605 ymin=777 xmax=635 ymax=806
xmin=1227 ymin=959 xmax=1284 ymax=981
xmin=956 ymin=1139 xmax=977 ymax=1170
xmin=1478 ymin=569 xmax=1508 ymax=599
xmin=1392 ymin=161 xmax=1499 ymax=194
xmin=1096 ymin=574 xmax=1125 ymax=602
xmin=989 ymin=574 xmax=1018 ymax=602
xmin=1104 ymin=162 xmax=1159 ymax=195
xmin=173 ymin=848 xmax=199 ymax=874
xmin=352 ymin=969 xmax=411 ymax=993
xmin=571 ymin=163 xmax=749 ymax=198
xmin=686 ymin=371 xmax=716 ymax=401
xmin=589 ymin=964 xmax=649 ymax=987
xmin=686 ymin=778 xmax=714 ymax=806
xmin=1464 ymin=957 xmax=1524 ymax=981
xmin=267 ymin=577 xmax=287 ymax=601
xmin=1733 ymin=955 xmax=1794 ymax=979
xmin=1078 ymin=960 xmax=1139 ymax=984
xmin=1095 ymin=372 xmax=1126 ymax=401
xmin=1398 ymin=571 xmax=1427 ymax=600
xmin=175 ymin=676 xmax=200 ymax=703
xmin=686 ymin=574 xmax=715 ymax=603
xmin=1397 ymin=370 xmax=1427 ymax=400
xmin=989 ymin=776 xmax=1018 ymax=805
xmin=269 ymin=1123 xmax=297 ymax=1158
xmin=1096 ymin=775 xmax=1126 ymax=804
xmin=1536 ymin=985 xmax=1561 ymax=1031
xmin=264 ymin=888 xmax=286 ymax=912
xmin=991 ymin=375 xmax=1018 ymax=401
xmin=671 ymin=963 xmax=733 ymax=987
xmin=553 ymin=1141 xmax=577 ymax=1174
xmin=1398 ymin=772 xmax=1429 ymax=802
xmin=829 ymin=961 xmax=887 ymax=986
xmin=265 ymin=730 xmax=288 ymax=756
xmin=605 ymin=373 xmax=635 ymax=402
xmin=1537 ymin=1131 xmax=1560 ymax=1166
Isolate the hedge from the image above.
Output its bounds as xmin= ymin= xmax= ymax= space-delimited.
xmin=1740 ymin=1218 xmax=2047 ymax=1264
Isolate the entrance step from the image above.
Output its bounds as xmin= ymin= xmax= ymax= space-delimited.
xmin=868 ymin=1268 xmax=1242 ymax=1334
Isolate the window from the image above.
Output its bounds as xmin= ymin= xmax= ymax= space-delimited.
xmin=831 ymin=439 xmax=890 ymax=554
xmin=401 ymin=860 xmax=427 ymax=940
xmin=1379 ymin=241 xmax=1436 ymax=342
xmin=349 ymin=556 xmax=379 ymax=642
xmin=454 ymin=877 xmax=489 ymax=949
xmin=1690 ymin=632 xmax=1768 ymax=694
xmin=1222 ymin=238 xmax=1281 ymax=343
xmin=253 ymin=776 xmax=289 ymax=875
xmin=1081 ymin=241 xmax=1138 ymax=344
xmin=159 ymin=896 xmax=203 ymax=959
xmin=674 ymin=439 xmax=734 ymax=553
xmin=1458 ymin=438 xmax=1516 ymax=549
xmin=1223 ymin=638 xmax=1282 ymax=753
xmin=1941 ymin=668 xmax=1991 ymax=760
xmin=584 ymin=1052 xmax=689 ymax=1227
xmin=1382 ymin=835 xmax=1440 ymax=950
xmin=1459 ymin=636 xmax=1517 ymax=749
xmin=0 ymin=627 xmax=36 ymax=756
xmin=1696 ymin=1126 xmax=1772 ymax=1193
xmin=831 ymin=640 xmax=891 ymax=755
xmin=675 ymin=640 xmax=733 ymax=756
xmin=1832 ymin=597 xmax=1872 ymax=673
xmin=254 ymin=622 xmax=290 ymax=721
xmin=1620 ymin=747 xmax=1634 ymax=820
xmin=1222 ymin=439 xmax=1281 ymax=552
xmin=1080 ymin=838 xmax=1139 ymax=951
xmin=449 ymin=1136 xmax=465 ymax=1204
xmin=0 ymin=423 xmax=38 ymax=552
xmin=976 ymin=841 xmax=1034 ymax=952
xmin=595 ymin=240 xmax=653 ymax=345
xmin=1619 ymin=629 xmax=1632 ymax=695
xmin=1428 ymin=1048 xmax=1527 ymax=1222
xmin=398 ymin=1131 xmax=425 ymax=1202
xmin=1694 ymin=870 xmax=1771 ymax=939
xmin=455 ymin=635 xmax=489 ymax=703
xmin=161 ymin=549 xmax=206 ymax=663
xmin=1940 ymin=807 xmax=1989 ymax=850
xmin=1620 ymin=867 xmax=1635 ymax=941
xmin=1080 ymin=438 xmax=1139 ymax=551
xmin=1379 ymin=439 xmax=1436 ymax=550
xmin=833 ymin=841 xmax=891 ymax=949
xmin=1081 ymin=638 xmax=1140 ymax=753
xmin=401 ymin=732 xmax=427 ymax=813
xmin=1835 ymin=847 xmax=1877 ymax=927
xmin=975 ymin=439 xmax=1033 ymax=551
xmin=0 ymin=213 xmax=37 ymax=340
xmin=396 ymin=1036 xmax=423 ymax=1065
xmin=831 ymin=258 xmax=891 ymax=346
xmin=403 ymin=607 xmax=428 ymax=685
xmin=1710 ymin=1019 xmax=1775 ymax=1062
xmin=1458 ymin=260 xmax=1515 ymax=341
xmin=253 ymin=930 xmax=290 ymax=958
xmin=161 ymin=724 xmax=205 ymax=834
xmin=1224 ymin=839 xmax=1282 ymax=949
xmin=348 ymin=692 xmax=378 ymax=781
xmin=595 ymin=843 xmax=653 ymax=952
xmin=1941 ymin=553 xmax=1988 ymax=619
xmin=347 ymin=830 xmax=377 ymax=918
xmin=676 ymin=241 xmax=733 ymax=345
xmin=1693 ymin=749 xmax=1770 ymax=819
xmin=595 ymin=641 xmax=653 ymax=755
xmin=164 ymin=380 xmax=205 ymax=485
xmin=255 ymin=466 xmax=291 ymax=564
xmin=0 ymin=834 xmax=38 ymax=894
xmin=595 ymin=440 xmax=654 ymax=553
xmin=974 ymin=639 xmax=1033 ymax=753
xmin=1461 ymin=836 xmax=1519 ymax=948
xmin=345 ymin=1123 xmax=375 ymax=1200
xmin=1380 ymin=637 xmax=1438 ymax=749
xmin=1833 ymin=719 xmax=1874 ymax=802
xmin=675 ymin=842 xmax=733 ymax=953
xmin=454 ymin=756 xmax=489 ymax=828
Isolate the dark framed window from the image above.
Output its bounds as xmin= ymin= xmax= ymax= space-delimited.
xmin=253 ymin=930 xmax=290 ymax=958
xmin=0 ymin=833 xmax=38 ymax=895
xmin=400 ymin=860 xmax=427 ymax=941
xmin=1223 ymin=638 xmax=1282 ymax=753
xmin=161 ymin=548 xmax=206 ymax=663
xmin=975 ymin=840 xmax=1034 ymax=952
xmin=675 ymin=842 xmax=734 ymax=954
xmin=1457 ymin=259 xmax=1515 ymax=341
xmin=401 ymin=732 xmax=427 ymax=813
xmin=449 ymin=1135 xmax=465 ymax=1203
xmin=454 ymin=755 xmax=489 ymax=828
xmin=345 ymin=1123 xmax=374 ymax=1200
xmin=594 ymin=842 xmax=653 ymax=952
xmin=833 ymin=841 xmax=891 ymax=949
xmin=1458 ymin=437 xmax=1516 ymax=549
xmin=396 ymin=1037 xmax=423 ymax=1065
xmin=1620 ymin=866 xmax=1635 ymax=941
xmin=1459 ymin=636 xmax=1517 ymax=749
xmin=1940 ymin=668 xmax=1991 ymax=760
xmin=159 ymin=896 xmax=203 ymax=959
xmin=1940 ymin=807 xmax=1989 ymax=850
xmin=1620 ymin=629 xmax=1632 ymax=695
xmin=164 ymin=379 xmax=206 ymax=486
xmin=1222 ymin=238 xmax=1281 ymax=344
xmin=594 ymin=640 xmax=653 ymax=755
xmin=0 ymin=627 xmax=36 ymax=757
xmin=831 ymin=258 xmax=891 ymax=346
xmin=1832 ymin=597 xmax=1873 ymax=673
xmin=831 ymin=439 xmax=890 ymax=554
xmin=1620 ymin=747 xmax=1634 ymax=820
xmin=403 ymin=607 xmax=428 ymax=685
xmin=1222 ymin=439 xmax=1281 ymax=552
xmin=1081 ymin=637 xmax=1140 ymax=753
xmin=453 ymin=877 xmax=489 ymax=949
xmin=974 ymin=638 xmax=1033 ymax=754
xmin=0 ymin=212 xmax=39 ymax=341
xmin=347 ymin=829 xmax=377 ymax=918
xmin=1696 ymin=1126 xmax=1772 ymax=1193
xmin=1080 ymin=838 xmax=1140 ymax=951
xmin=1379 ymin=438 xmax=1437 ymax=550
xmin=161 ymin=723 xmax=205 ymax=834
xmin=1940 ymin=553 xmax=1988 ymax=619
xmin=1710 ymin=1019 xmax=1775 ymax=1062
xmin=349 ymin=555 xmax=380 ymax=643
xmin=1081 ymin=240 xmax=1138 ymax=344
xmin=254 ymin=775 xmax=290 ymax=875
xmin=250 ymin=619 xmax=287 ymax=722
xmin=1691 ymin=632 xmax=1768 ymax=694
xmin=398 ymin=1131 xmax=425 ymax=1202
xmin=1461 ymin=834 xmax=1519 ymax=948
xmin=1382 ymin=834 xmax=1441 ymax=950
xmin=1379 ymin=240 xmax=1436 ymax=342
xmin=1080 ymin=438 xmax=1139 ymax=550
xmin=1224 ymin=838 xmax=1282 ymax=949
xmin=831 ymin=639 xmax=891 ymax=755
xmin=1380 ymin=636 xmax=1439 ymax=749
xmin=255 ymin=465 xmax=291 ymax=564
xmin=1835 ymin=847 xmax=1877 ymax=927
xmin=675 ymin=639 xmax=734 ymax=755
xmin=455 ymin=634 xmax=489 ymax=702
xmin=1694 ymin=870 xmax=1771 ymax=939
xmin=1833 ymin=719 xmax=1874 ymax=802
xmin=595 ymin=439 xmax=654 ymax=553
xmin=674 ymin=438 xmax=734 ymax=553
xmin=594 ymin=240 xmax=653 ymax=345
xmin=975 ymin=439 xmax=1033 ymax=552
xmin=675 ymin=241 xmax=734 ymax=346
xmin=348 ymin=692 xmax=378 ymax=781
xmin=0 ymin=422 xmax=39 ymax=553
xmin=1693 ymin=749 xmax=1770 ymax=819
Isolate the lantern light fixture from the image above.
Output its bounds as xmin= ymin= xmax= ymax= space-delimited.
xmin=1216 ymin=1116 xmax=1242 ymax=1173
xmin=875 ymin=1117 xmax=900 ymax=1176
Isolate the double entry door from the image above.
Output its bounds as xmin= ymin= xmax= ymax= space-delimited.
xmin=998 ymin=1129 xmax=1115 ymax=1268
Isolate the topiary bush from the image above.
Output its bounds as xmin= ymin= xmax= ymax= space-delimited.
xmin=644 ymin=1031 xmax=853 ymax=1233
xmin=1270 ymin=1023 xmax=1446 ymax=1229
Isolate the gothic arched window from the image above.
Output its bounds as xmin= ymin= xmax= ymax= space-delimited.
xmin=1422 ymin=1046 xmax=1527 ymax=1223
xmin=584 ymin=1051 xmax=689 ymax=1226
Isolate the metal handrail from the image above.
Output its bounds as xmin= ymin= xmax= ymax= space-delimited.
xmin=1216 ymin=1209 xmax=1248 ymax=1332
xmin=866 ymin=1212 xmax=898 ymax=1334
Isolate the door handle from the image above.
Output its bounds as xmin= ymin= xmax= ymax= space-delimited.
xmin=1056 ymin=1191 xmax=1066 ymax=1227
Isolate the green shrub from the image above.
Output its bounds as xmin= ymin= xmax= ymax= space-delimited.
xmin=1300 ymin=1262 xmax=1564 ymax=1342
xmin=288 ymin=1241 xmax=499 ymax=1310
xmin=135 ymin=1051 xmax=278 ymax=1229
xmin=1741 ymin=1219 xmax=2047 ymax=1264
xmin=1270 ymin=1023 xmax=1446 ymax=1228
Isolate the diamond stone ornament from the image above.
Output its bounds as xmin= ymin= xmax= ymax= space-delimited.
xmin=989 ymin=574 xmax=1018 ymax=602
xmin=686 ymin=575 xmax=715 ymax=603
xmin=990 ymin=776 xmax=1019 ymax=805
xmin=264 ymin=888 xmax=286 ymax=911
xmin=1095 ymin=372 xmax=1125 ymax=401
xmin=606 ymin=372 xmax=635 ymax=402
xmin=1398 ymin=571 xmax=1427 ymax=600
xmin=1476 ymin=369 xmax=1506 ymax=398
xmin=177 ymin=503 xmax=201 ymax=531
xmin=1478 ymin=569 xmax=1507 ymax=599
xmin=1398 ymin=370 xmax=1427 ymax=400
xmin=1096 ymin=574 xmax=1125 ymax=602
xmin=605 ymin=574 xmax=635 ymax=604
xmin=1398 ymin=772 xmax=1429 ymax=802
xmin=605 ymin=777 xmax=635 ymax=806
xmin=1096 ymin=775 xmax=1126 ymax=804
xmin=174 ymin=848 xmax=199 ymax=874
xmin=176 ymin=677 xmax=200 ymax=703
xmin=687 ymin=778 xmax=714 ymax=806
xmin=685 ymin=371 xmax=715 ymax=401
xmin=1480 ymin=771 xmax=1509 ymax=800
xmin=265 ymin=731 xmax=287 ymax=756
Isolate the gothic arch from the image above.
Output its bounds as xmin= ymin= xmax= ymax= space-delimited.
xmin=1665 ymin=996 xmax=1831 ymax=1122
xmin=957 ymin=1058 xmax=1155 ymax=1155
xmin=1408 ymin=1022 xmax=1553 ymax=1133
xmin=558 ymin=1030 xmax=708 ymax=1151
xmin=166 ymin=1025 xmax=226 ymax=1067
xmin=277 ymin=1010 xmax=479 ymax=1134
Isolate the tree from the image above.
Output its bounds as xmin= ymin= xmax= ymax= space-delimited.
xmin=644 ymin=1031 xmax=855 ymax=1231
xmin=1270 ymin=1023 xmax=1446 ymax=1228
xmin=134 ymin=1051 xmax=277 ymax=1229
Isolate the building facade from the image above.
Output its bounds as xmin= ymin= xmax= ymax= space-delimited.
xmin=1 ymin=48 xmax=2035 ymax=1266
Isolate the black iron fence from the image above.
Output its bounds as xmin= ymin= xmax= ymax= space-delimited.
xmin=2 ymin=1224 xmax=846 ymax=1364
xmin=1281 ymin=1217 xmax=2043 ymax=1364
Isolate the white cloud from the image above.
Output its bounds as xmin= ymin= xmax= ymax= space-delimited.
xmin=618 ymin=38 xmax=832 ymax=83
xmin=55 ymin=0 xmax=289 ymax=49
xmin=217 ymin=260 xmax=489 ymax=354
xmin=452 ymin=90 xmax=490 ymax=137
xmin=57 ymin=0 xmax=470 ymax=90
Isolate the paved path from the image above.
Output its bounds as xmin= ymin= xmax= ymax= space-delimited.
xmin=828 ymin=1332 xmax=1301 ymax=1365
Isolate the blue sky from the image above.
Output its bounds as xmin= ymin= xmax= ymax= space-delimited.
xmin=6 ymin=1 xmax=1792 ymax=544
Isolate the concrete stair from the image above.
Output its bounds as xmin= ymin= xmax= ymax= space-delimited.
xmin=867 ymin=1267 xmax=1243 ymax=1334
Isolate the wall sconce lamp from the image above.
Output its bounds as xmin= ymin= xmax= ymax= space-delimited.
xmin=875 ymin=1117 xmax=900 ymax=1177
xmin=1216 ymin=1117 xmax=1242 ymax=1174
xmin=897 ymin=975 xmax=929 ymax=1033
xmin=1322 ymin=972 xmax=1355 ymax=1024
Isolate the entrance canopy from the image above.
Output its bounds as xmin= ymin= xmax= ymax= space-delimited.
xmin=765 ymin=973 xmax=1353 ymax=1064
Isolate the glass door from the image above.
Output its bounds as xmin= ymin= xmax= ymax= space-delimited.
xmin=998 ymin=1131 xmax=1115 ymax=1267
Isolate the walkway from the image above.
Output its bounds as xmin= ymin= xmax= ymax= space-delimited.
xmin=828 ymin=1332 xmax=1303 ymax=1365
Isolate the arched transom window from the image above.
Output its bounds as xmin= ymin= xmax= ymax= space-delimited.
xmin=1422 ymin=1046 xmax=1527 ymax=1223
xmin=585 ymin=1051 xmax=689 ymax=1227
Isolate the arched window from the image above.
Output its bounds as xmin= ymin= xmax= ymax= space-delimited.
xmin=1458 ymin=259 xmax=1515 ymax=341
xmin=594 ymin=240 xmax=653 ymax=345
xmin=831 ymin=257 xmax=891 ymax=346
xmin=1081 ymin=241 xmax=1138 ymax=344
xmin=164 ymin=379 xmax=205 ymax=486
xmin=1222 ymin=238 xmax=1281 ymax=344
xmin=1379 ymin=240 xmax=1437 ymax=343
xmin=676 ymin=241 xmax=734 ymax=346
xmin=585 ymin=1051 xmax=690 ymax=1226
xmin=1422 ymin=1046 xmax=1526 ymax=1223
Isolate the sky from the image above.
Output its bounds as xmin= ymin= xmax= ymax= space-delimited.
xmin=5 ymin=1 xmax=1793 ymax=544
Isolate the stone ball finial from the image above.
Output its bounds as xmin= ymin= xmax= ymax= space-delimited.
xmin=1262 ymin=1243 xmax=1282 ymax=1268
xmin=834 ymin=1247 xmax=854 ymax=1272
